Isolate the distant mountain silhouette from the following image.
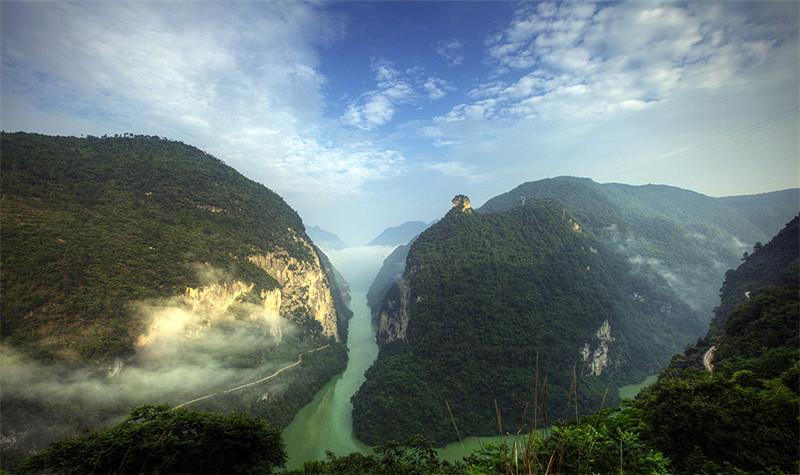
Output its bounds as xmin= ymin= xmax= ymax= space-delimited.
xmin=307 ymin=225 xmax=348 ymax=250
xmin=367 ymin=220 xmax=430 ymax=247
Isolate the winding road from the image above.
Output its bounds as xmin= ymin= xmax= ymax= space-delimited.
xmin=174 ymin=344 xmax=331 ymax=409
xmin=703 ymin=346 xmax=717 ymax=373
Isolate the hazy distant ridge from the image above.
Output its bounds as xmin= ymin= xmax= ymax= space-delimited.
xmin=479 ymin=177 xmax=796 ymax=320
xmin=367 ymin=221 xmax=430 ymax=247
xmin=307 ymin=225 xmax=348 ymax=250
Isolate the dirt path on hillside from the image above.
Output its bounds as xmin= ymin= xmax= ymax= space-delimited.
xmin=174 ymin=344 xmax=331 ymax=409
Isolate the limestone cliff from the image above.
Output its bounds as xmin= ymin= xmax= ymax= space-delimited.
xmin=134 ymin=281 xmax=284 ymax=348
xmin=580 ymin=319 xmax=615 ymax=376
xmin=375 ymin=276 xmax=411 ymax=344
xmin=247 ymin=233 xmax=341 ymax=341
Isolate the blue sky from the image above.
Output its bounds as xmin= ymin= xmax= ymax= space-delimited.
xmin=2 ymin=1 xmax=798 ymax=245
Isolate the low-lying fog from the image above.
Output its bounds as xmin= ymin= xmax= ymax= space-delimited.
xmin=1 ymin=246 xmax=395 ymax=460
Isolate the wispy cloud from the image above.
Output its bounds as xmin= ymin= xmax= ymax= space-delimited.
xmin=439 ymin=1 xmax=794 ymax=123
xmin=342 ymin=58 xmax=454 ymax=131
xmin=435 ymin=38 xmax=465 ymax=67
xmin=214 ymin=128 xmax=404 ymax=197
xmin=0 ymin=2 xmax=405 ymax=198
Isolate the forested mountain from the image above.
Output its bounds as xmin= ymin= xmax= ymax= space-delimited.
xmin=367 ymin=220 xmax=430 ymax=247
xmin=352 ymin=196 xmax=705 ymax=446
xmin=366 ymin=238 xmax=415 ymax=311
xmin=0 ymin=132 xmax=351 ymax=461
xmin=719 ymin=188 xmax=799 ymax=239
xmin=612 ymin=215 xmax=799 ymax=473
xmin=479 ymin=177 xmax=796 ymax=320
xmin=283 ymin=216 xmax=799 ymax=475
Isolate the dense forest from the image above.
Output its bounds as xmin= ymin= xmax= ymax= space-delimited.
xmin=479 ymin=177 xmax=797 ymax=319
xmin=2 ymin=132 xmax=796 ymax=473
xmin=0 ymin=132 xmax=351 ymax=465
xmin=1 ymin=132 xmax=351 ymax=360
xmin=292 ymin=215 xmax=799 ymax=474
xmin=352 ymin=197 xmax=705 ymax=446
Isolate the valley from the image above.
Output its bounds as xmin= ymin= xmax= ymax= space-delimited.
xmin=283 ymin=292 xmax=376 ymax=469
xmin=1 ymin=133 xmax=796 ymax=474
xmin=2 ymin=2 xmax=798 ymax=471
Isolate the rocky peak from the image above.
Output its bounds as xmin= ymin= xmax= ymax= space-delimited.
xmin=451 ymin=194 xmax=472 ymax=213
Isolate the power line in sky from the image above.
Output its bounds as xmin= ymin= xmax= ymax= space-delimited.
xmin=613 ymin=106 xmax=799 ymax=179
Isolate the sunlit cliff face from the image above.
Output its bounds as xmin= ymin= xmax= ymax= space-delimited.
xmin=451 ymin=194 xmax=472 ymax=212
xmin=135 ymin=281 xmax=283 ymax=348
xmin=135 ymin=231 xmax=343 ymax=350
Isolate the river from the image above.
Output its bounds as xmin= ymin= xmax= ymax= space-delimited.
xmin=281 ymin=246 xmax=658 ymax=469
xmin=282 ymin=290 xmax=377 ymax=469
xmin=282 ymin=245 xmax=390 ymax=469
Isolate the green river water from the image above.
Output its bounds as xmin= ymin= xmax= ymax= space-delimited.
xmin=281 ymin=290 xmax=527 ymax=469
xmin=282 ymin=291 xmax=376 ymax=469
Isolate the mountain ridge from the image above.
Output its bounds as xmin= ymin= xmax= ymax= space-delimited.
xmin=353 ymin=196 xmax=704 ymax=446
xmin=0 ymin=131 xmax=352 ymax=457
xmin=367 ymin=220 xmax=430 ymax=247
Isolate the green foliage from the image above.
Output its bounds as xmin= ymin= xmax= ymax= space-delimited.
xmin=354 ymin=199 xmax=703 ymax=446
xmin=291 ymin=436 xmax=463 ymax=474
xmin=190 ymin=342 xmax=348 ymax=430
xmin=708 ymin=215 xmax=799 ymax=333
xmin=0 ymin=132 xmax=352 ymax=464
xmin=1 ymin=132 xmax=336 ymax=361
xmin=16 ymin=404 xmax=286 ymax=474
xmin=628 ymin=217 xmax=800 ymax=473
xmin=634 ymin=375 xmax=798 ymax=473
xmin=478 ymin=177 xmax=788 ymax=319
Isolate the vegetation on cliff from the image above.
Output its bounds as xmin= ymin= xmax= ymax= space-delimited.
xmin=301 ymin=215 xmax=798 ymax=474
xmin=631 ymin=215 xmax=799 ymax=472
xmin=478 ymin=177 xmax=794 ymax=319
xmin=353 ymin=197 xmax=704 ymax=446
xmin=0 ymin=132 xmax=351 ymax=464
xmin=1 ymin=132 xmax=349 ymax=360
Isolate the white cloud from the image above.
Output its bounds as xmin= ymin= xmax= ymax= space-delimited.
xmin=442 ymin=1 xmax=796 ymax=124
xmin=0 ymin=2 xmax=411 ymax=198
xmin=435 ymin=38 xmax=465 ymax=67
xmin=214 ymin=128 xmax=404 ymax=197
xmin=426 ymin=160 xmax=489 ymax=184
xmin=1 ymin=2 xmax=337 ymax=134
xmin=342 ymin=58 xmax=453 ymax=130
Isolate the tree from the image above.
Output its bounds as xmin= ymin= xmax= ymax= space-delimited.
xmin=16 ymin=404 xmax=286 ymax=474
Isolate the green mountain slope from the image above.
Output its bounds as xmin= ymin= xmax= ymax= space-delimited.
xmin=366 ymin=238 xmax=415 ymax=311
xmin=719 ymin=189 xmax=799 ymax=239
xmin=1 ymin=132 xmax=350 ymax=359
xmin=479 ymin=177 xmax=794 ymax=320
xmin=352 ymin=197 xmax=703 ymax=446
xmin=0 ymin=132 xmax=351 ymax=459
xmin=628 ymin=216 xmax=799 ymax=472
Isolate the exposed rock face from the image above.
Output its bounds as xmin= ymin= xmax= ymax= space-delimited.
xmin=182 ymin=281 xmax=257 ymax=314
xmin=375 ymin=277 xmax=411 ymax=344
xmin=451 ymin=194 xmax=472 ymax=213
xmin=134 ymin=280 xmax=285 ymax=348
xmin=134 ymin=232 xmax=342 ymax=346
xmin=581 ymin=319 xmax=614 ymax=376
xmin=247 ymin=236 xmax=340 ymax=341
